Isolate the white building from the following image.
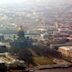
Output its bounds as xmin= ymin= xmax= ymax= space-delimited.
xmin=58 ymin=46 xmax=72 ymax=62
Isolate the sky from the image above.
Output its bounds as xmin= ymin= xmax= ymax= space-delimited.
xmin=0 ymin=0 xmax=22 ymax=4
xmin=0 ymin=0 xmax=71 ymax=6
xmin=0 ymin=0 xmax=72 ymax=8
xmin=0 ymin=0 xmax=50 ymax=4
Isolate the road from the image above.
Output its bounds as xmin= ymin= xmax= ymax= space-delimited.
xmin=35 ymin=67 xmax=72 ymax=72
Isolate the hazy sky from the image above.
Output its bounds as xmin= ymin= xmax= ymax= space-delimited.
xmin=0 ymin=0 xmax=71 ymax=5
xmin=0 ymin=0 xmax=50 ymax=4
xmin=0 ymin=0 xmax=23 ymax=4
xmin=0 ymin=0 xmax=72 ymax=8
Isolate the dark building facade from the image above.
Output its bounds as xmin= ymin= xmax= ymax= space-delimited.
xmin=10 ymin=26 xmax=33 ymax=48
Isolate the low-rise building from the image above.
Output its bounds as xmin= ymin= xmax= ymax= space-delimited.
xmin=0 ymin=42 xmax=8 ymax=53
xmin=58 ymin=46 xmax=72 ymax=62
xmin=0 ymin=52 xmax=28 ymax=72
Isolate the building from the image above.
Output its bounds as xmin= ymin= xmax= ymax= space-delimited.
xmin=0 ymin=42 xmax=7 ymax=53
xmin=67 ymin=35 xmax=72 ymax=41
xmin=58 ymin=46 xmax=72 ymax=62
xmin=0 ymin=52 xmax=28 ymax=72
xmin=0 ymin=34 xmax=4 ymax=41
xmin=10 ymin=26 xmax=33 ymax=48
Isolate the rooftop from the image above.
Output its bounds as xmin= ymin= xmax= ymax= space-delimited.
xmin=59 ymin=46 xmax=72 ymax=50
xmin=0 ymin=42 xmax=5 ymax=46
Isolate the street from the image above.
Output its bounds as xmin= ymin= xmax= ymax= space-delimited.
xmin=35 ymin=67 xmax=72 ymax=72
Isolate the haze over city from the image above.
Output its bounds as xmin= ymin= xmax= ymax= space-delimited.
xmin=0 ymin=0 xmax=72 ymax=72
xmin=0 ymin=0 xmax=72 ymax=34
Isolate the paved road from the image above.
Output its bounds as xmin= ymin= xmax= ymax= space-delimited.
xmin=35 ymin=67 xmax=72 ymax=72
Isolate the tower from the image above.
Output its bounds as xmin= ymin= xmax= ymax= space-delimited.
xmin=17 ymin=26 xmax=25 ymax=39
